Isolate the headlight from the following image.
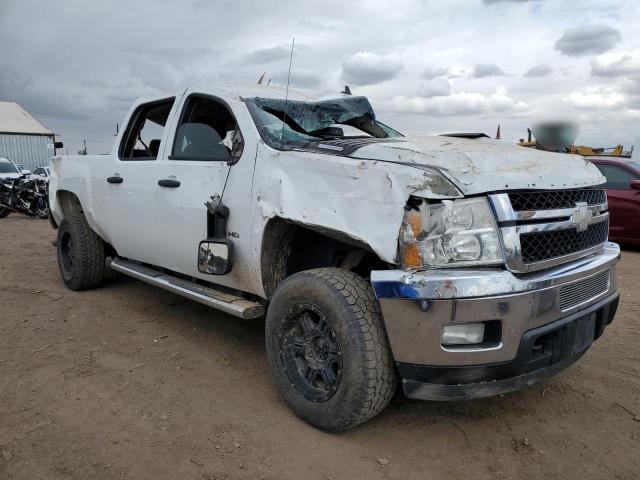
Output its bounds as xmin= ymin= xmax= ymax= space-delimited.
xmin=399 ymin=197 xmax=504 ymax=269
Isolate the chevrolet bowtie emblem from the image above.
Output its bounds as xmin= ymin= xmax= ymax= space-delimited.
xmin=572 ymin=202 xmax=593 ymax=232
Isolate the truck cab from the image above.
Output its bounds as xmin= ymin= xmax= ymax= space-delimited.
xmin=48 ymin=84 xmax=619 ymax=431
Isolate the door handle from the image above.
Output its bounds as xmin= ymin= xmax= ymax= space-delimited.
xmin=107 ymin=176 xmax=123 ymax=184
xmin=158 ymin=179 xmax=181 ymax=188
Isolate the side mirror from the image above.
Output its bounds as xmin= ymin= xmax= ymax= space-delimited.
xmin=198 ymin=240 xmax=233 ymax=275
xmin=54 ymin=141 xmax=64 ymax=149
xmin=631 ymin=180 xmax=640 ymax=190
xmin=21 ymin=169 xmax=32 ymax=176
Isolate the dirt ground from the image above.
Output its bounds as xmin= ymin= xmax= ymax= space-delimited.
xmin=1 ymin=215 xmax=639 ymax=480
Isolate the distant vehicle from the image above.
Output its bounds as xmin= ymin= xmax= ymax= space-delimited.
xmin=589 ymin=157 xmax=640 ymax=246
xmin=31 ymin=166 xmax=50 ymax=182
xmin=0 ymin=156 xmax=23 ymax=180
xmin=0 ymin=157 xmax=46 ymax=218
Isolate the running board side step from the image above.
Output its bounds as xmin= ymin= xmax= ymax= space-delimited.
xmin=110 ymin=258 xmax=264 ymax=319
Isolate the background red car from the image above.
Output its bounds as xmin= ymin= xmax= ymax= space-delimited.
xmin=589 ymin=157 xmax=640 ymax=246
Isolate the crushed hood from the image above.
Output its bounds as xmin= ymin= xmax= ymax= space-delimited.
xmin=347 ymin=135 xmax=606 ymax=195
xmin=0 ymin=172 xmax=21 ymax=180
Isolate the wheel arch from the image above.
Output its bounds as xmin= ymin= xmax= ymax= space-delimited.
xmin=56 ymin=190 xmax=84 ymax=219
xmin=54 ymin=190 xmax=117 ymax=257
xmin=259 ymin=217 xmax=389 ymax=299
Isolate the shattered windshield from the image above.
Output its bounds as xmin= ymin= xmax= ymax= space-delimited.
xmin=244 ymin=96 xmax=402 ymax=150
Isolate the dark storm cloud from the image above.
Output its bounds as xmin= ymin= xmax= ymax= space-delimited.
xmin=421 ymin=66 xmax=450 ymax=80
xmin=554 ymin=25 xmax=621 ymax=57
xmin=0 ymin=0 xmax=638 ymax=152
xmin=271 ymin=69 xmax=325 ymax=89
xmin=0 ymin=64 xmax=88 ymax=121
xmin=523 ymin=64 xmax=553 ymax=77
xmin=591 ymin=53 xmax=640 ymax=77
xmin=341 ymin=52 xmax=403 ymax=86
xmin=242 ymin=46 xmax=291 ymax=65
xmin=483 ymin=0 xmax=541 ymax=4
xmin=472 ymin=63 xmax=507 ymax=78
xmin=417 ymin=78 xmax=451 ymax=98
xmin=123 ymin=44 xmax=221 ymax=61
xmin=0 ymin=64 xmax=32 ymax=96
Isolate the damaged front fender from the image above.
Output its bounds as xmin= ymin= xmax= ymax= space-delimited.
xmin=252 ymin=142 xmax=462 ymax=265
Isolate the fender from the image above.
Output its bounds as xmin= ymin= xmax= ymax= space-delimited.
xmin=49 ymin=155 xmax=109 ymax=241
xmin=252 ymin=141 xmax=461 ymax=265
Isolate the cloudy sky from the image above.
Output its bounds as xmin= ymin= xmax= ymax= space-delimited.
xmin=1 ymin=0 xmax=639 ymax=154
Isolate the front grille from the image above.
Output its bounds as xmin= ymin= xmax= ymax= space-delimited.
xmin=520 ymin=220 xmax=609 ymax=264
xmin=559 ymin=270 xmax=610 ymax=310
xmin=509 ymin=189 xmax=606 ymax=211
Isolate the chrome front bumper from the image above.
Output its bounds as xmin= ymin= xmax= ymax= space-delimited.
xmin=370 ymin=243 xmax=620 ymax=367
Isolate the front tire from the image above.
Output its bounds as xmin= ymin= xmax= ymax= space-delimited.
xmin=56 ymin=214 xmax=105 ymax=290
xmin=265 ymin=268 xmax=396 ymax=432
xmin=0 ymin=206 xmax=9 ymax=218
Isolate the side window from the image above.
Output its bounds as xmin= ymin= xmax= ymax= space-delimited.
xmin=119 ymin=98 xmax=175 ymax=161
xmin=596 ymin=164 xmax=638 ymax=189
xmin=170 ymin=95 xmax=241 ymax=162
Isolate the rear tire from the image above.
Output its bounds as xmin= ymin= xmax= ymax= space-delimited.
xmin=0 ymin=207 xmax=9 ymax=218
xmin=56 ymin=214 xmax=105 ymax=290
xmin=265 ymin=268 xmax=396 ymax=432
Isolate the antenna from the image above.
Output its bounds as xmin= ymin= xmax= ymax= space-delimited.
xmin=280 ymin=37 xmax=295 ymax=141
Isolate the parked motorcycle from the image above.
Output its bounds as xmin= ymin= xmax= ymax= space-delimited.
xmin=33 ymin=178 xmax=49 ymax=219
xmin=0 ymin=176 xmax=49 ymax=219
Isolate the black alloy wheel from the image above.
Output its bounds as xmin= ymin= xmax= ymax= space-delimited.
xmin=59 ymin=230 xmax=75 ymax=278
xmin=280 ymin=303 xmax=343 ymax=402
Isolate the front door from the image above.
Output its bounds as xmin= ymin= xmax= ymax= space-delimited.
xmin=153 ymin=94 xmax=237 ymax=280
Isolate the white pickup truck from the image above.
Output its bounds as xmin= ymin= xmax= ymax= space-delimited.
xmin=48 ymin=84 xmax=620 ymax=431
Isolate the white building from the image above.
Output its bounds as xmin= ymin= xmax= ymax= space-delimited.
xmin=0 ymin=101 xmax=57 ymax=171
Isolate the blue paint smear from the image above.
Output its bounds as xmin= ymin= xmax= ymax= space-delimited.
xmin=372 ymin=281 xmax=420 ymax=299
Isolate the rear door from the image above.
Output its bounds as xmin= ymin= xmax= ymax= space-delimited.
xmin=594 ymin=162 xmax=640 ymax=242
xmin=94 ymin=97 xmax=178 ymax=264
